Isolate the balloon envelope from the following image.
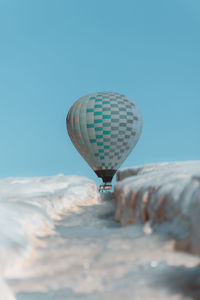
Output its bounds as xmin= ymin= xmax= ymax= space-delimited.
xmin=66 ymin=92 xmax=142 ymax=183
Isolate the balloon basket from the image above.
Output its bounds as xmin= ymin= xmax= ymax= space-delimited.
xmin=99 ymin=183 xmax=112 ymax=192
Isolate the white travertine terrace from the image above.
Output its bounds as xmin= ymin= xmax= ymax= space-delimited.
xmin=2 ymin=165 xmax=200 ymax=299
xmin=0 ymin=175 xmax=100 ymax=300
xmin=115 ymin=161 xmax=200 ymax=254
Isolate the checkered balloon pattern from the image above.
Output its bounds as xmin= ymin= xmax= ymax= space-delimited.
xmin=66 ymin=92 xmax=143 ymax=171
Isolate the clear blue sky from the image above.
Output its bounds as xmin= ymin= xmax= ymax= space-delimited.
xmin=0 ymin=0 xmax=199 ymax=183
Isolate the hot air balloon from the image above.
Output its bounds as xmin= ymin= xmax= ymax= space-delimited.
xmin=66 ymin=92 xmax=143 ymax=191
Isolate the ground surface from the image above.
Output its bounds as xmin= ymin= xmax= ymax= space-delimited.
xmin=8 ymin=193 xmax=200 ymax=300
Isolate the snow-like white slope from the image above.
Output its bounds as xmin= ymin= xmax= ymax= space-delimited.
xmin=0 ymin=175 xmax=99 ymax=299
xmin=8 ymin=182 xmax=200 ymax=300
xmin=115 ymin=161 xmax=200 ymax=254
xmin=1 ymin=169 xmax=200 ymax=299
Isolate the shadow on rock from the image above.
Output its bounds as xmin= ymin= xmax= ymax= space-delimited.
xmin=150 ymin=263 xmax=200 ymax=299
xmin=56 ymin=191 xmax=121 ymax=236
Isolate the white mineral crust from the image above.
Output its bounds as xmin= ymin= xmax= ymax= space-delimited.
xmin=1 ymin=164 xmax=200 ymax=299
xmin=0 ymin=175 xmax=99 ymax=299
xmin=115 ymin=161 xmax=200 ymax=254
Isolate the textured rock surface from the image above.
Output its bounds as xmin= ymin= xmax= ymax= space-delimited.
xmin=7 ymin=193 xmax=200 ymax=300
xmin=0 ymin=175 xmax=99 ymax=300
xmin=2 ymin=168 xmax=200 ymax=299
xmin=115 ymin=161 xmax=200 ymax=254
